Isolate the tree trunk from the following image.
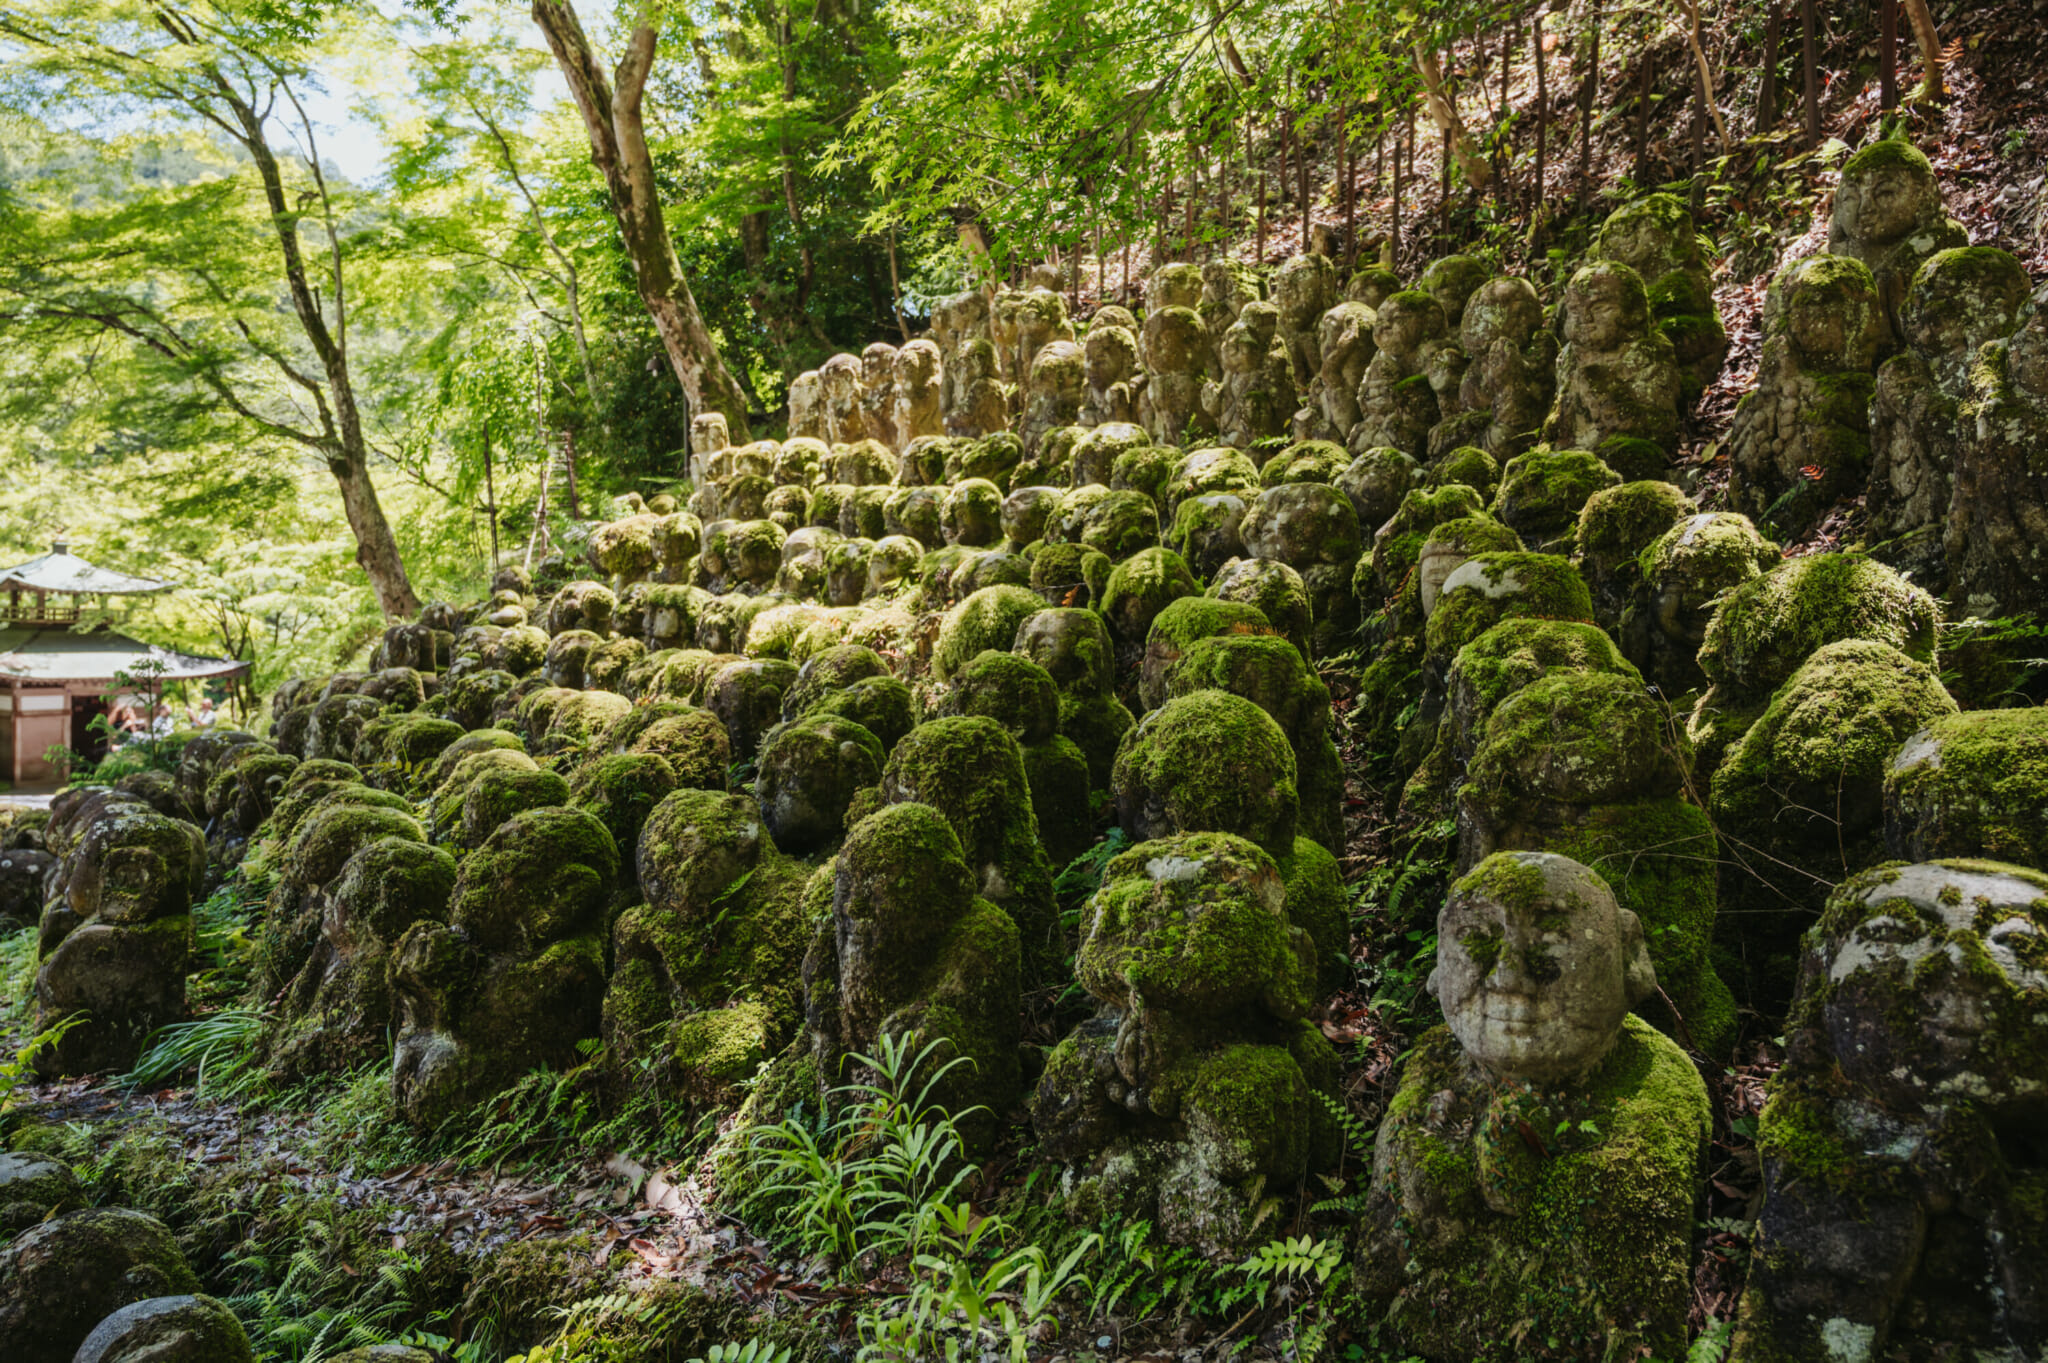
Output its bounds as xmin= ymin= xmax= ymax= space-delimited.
xmin=1759 ymin=4 xmax=1780 ymax=131
xmin=1680 ymin=0 xmax=1732 ymax=154
xmin=1901 ymin=0 xmax=1944 ymax=104
xmin=1413 ymin=45 xmax=1494 ymax=190
xmin=532 ymin=0 xmax=753 ymax=441
xmin=1802 ymin=0 xmax=1820 ymax=148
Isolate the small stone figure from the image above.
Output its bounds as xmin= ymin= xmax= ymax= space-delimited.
xmin=1081 ymin=316 xmax=1141 ymax=427
xmin=1590 ymin=194 xmax=1729 ymax=404
xmin=931 ymin=288 xmax=991 ymax=415
xmin=859 ymin=341 xmax=901 ymax=450
xmin=892 ymin=338 xmax=944 ymax=446
xmin=1140 ymin=301 xmax=1214 ymax=447
xmin=689 ymin=411 xmax=730 ymax=486
xmin=1453 ymin=276 xmax=1556 ymax=458
xmin=1948 ymin=303 xmax=2048 ymax=616
xmin=819 ymin=352 xmax=864 ymax=446
xmin=1827 ymin=138 xmax=1969 ymax=345
xmin=946 ymin=338 xmax=1009 ymax=438
xmin=1544 ymin=261 xmax=1685 ymax=459
xmin=1272 ymin=251 xmax=1337 ymax=392
xmin=1351 ymin=291 xmax=1453 ymax=458
xmin=1010 ymin=285 xmax=1075 ymax=388
xmin=1311 ymin=300 xmax=1377 ymax=443
xmin=1198 ymin=259 xmax=1263 ymax=374
xmin=786 ymin=371 xmax=826 ymax=441
xmin=1726 ymin=253 xmax=1886 ymax=538
xmin=1415 ymin=254 xmax=1490 ymax=332
xmin=1210 ymin=301 xmax=1296 ymax=449
xmin=1354 ymin=852 xmax=1708 ymax=1363
xmin=1021 ymin=339 xmax=1085 ymax=456
xmin=1734 ymin=861 xmax=2048 ymax=1363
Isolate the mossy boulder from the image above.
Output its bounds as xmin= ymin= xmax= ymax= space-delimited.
xmin=1164 ymin=491 xmax=1250 ymax=577
xmin=934 ymin=585 xmax=1046 ymax=681
xmin=940 ymin=649 xmax=1060 ymax=742
xmin=1112 ymin=690 xmax=1298 ymax=859
xmin=703 ymin=659 xmax=800 ymax=761
xmin=1336 ymin=447 xmax=1426 ymax=530
xmin=1100 ymin=547 xmax=1199 ymax=647
xmin=0 ymin=1208 xmax=202 ymax=1363
xmin=1239 ymin=482 xmax=1362 ymax=569
xmin=1491 ymin=447 xmax=1623 ymax=552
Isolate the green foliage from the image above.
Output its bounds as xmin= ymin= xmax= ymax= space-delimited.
xmin=1 ymin=1007 xmax=88 ymax=1113
xmin=121 ymin=1008 xmax=272 ymax=1099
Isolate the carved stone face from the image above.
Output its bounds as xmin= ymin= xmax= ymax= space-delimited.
xmin=861 ymin=343 xmax=898 ymax=391
xmin=957 ymin=338 xmax=997 ymax=386
xmin=1460 ymin=278 xmax=1543 ymax=354
xmin=1783 ymin=269 xmax=1867 ymax=371
xmin=1816 ymin=862 xmax=2048 ymax=1103
xmin=820 ymin=354 xmax=860 ymax=400
xmin=1564 ymin=265 xmax=1648 ymax=353
xmin=1838 ymin=159 xmax=1940 ymax=248
xmin=1371 ymin=294 xmax=1445 ymax=363
xmin=1432 ymin=852 xmax=1655 ymax=1085
xmin=895 ymin=340 xmax=940 ymax=389
xmin=1085 ymin=327 xmax=1136 ymax=388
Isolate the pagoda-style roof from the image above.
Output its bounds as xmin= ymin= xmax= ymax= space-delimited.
xmin=0 ymin=627 xmax=250 ymax=685
xmin=0 ymin=539 xmax=169 ymax=596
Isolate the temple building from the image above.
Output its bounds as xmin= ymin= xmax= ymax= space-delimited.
xmin=0 ymin=538 xmax=250 ymax=789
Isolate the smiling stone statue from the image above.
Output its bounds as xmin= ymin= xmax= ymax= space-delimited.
xmin=1353 ymin=851 xmax=1709 ymax=1362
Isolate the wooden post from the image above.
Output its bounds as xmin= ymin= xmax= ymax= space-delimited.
xmin=1579 ymin=0 xmax=1602 ymax=197
xmin=1880 ymin=0 xmax=1899 ymax=111
xmin=1299 ymin=112 xmax=1312 ymax=253
xmin=1532 ymin=13 xmax=1547 ymax=219
xmin=1802 ymin=0 xmax=1820 ymax=148
xmin=1759 ymin=3 xmax=1780 ymax=132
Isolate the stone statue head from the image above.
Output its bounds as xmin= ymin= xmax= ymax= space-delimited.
xmin=1805 ymin=861 xmax=2048 ymax=1105
xmin=1092 ymin=304 xmax=1139 ymax=335
xmin=1562 ymin=263 xmax=1654 ymax=353
xmin=1147 ymin=308 xmax=1208 ymax=374
xmin=820 ymin=353 xmax=861 ymax=400
xmin=1146 ymin=263 xmax=1204 ymax=313
xmin=1371 ymin=292 xmax=1449 ymax=364
xmin=1594 ymin=193 xmax=1699 ymax=280
xmin=691 ymin=410 xmax=731 ymax=456
xmin=958 ymin=337 xmax=998 ymax=386
xmin=1768 ymin=254 xmax=1882 ymax=372
xmin=861 ymin=342 xmax=899 ymax=391
xmin=1460 ymin=277 xmax=1545 ymax=355
xmin=1900 ymin=247 xmax=2032 ymax=379
xmin=1832 ymin=140 xmax=1945 ymax=251
xmin=1432 ymin=851 xmax=1655 ymax=1085
xmin=1085 ymin=325 xmax=1139 ymax=388
xmin=895 ymin=338 xmax=941 ymax=389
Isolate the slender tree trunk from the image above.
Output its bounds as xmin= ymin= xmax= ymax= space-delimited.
xmin=1413 ymin=45 xmax=1494 ymax=189
xmin=1680 ymin=0 xmax=1732 ymax=153
xmin=1637 ymin=51 xmax=1656 ymax=178
xmin=1299 ymin=113 xmax=1311 ymax=252
xmin=1879 ymin=0 xmax=1898 ymax=110
xmin=1578 ymin=0 xmax=1601 ymax=196
xmin=1901 ymin=0 xmax=1943 ymax=103
xmin=532 ymin=0 xmax=753 ymax=440
xmin=1760 ymin=3 xmax=1781 ymax=131
xmin=1533 ymin=15 xmax=1547 ymax=222
xmin=1802 ymin=0 xmax=1820 ymax=147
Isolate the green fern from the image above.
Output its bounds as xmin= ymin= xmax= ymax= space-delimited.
xmin=120 ymin=1008 xmax=271 ymax=1098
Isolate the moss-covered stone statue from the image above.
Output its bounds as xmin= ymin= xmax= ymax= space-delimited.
xmin=1031 ymin=832 xmax=1341 ymax=1255
xmin=1353 ymin=852 xmax=1709 ymax=1362
xmin=1826 ymin=137 xmax=1969 ymax=346
xmin=1198 ymin=259 xmax=1262 ymax=376
xmin=1021 ymin=339 xmax=1085 ymax=457
xmin=1589 ymin=194 xmax=1728 ymax=405
xmin=1081 ymin=316 xmax=1140 ymax=428
xmin=891 ymin=338 xmax=944 ymax=448
xmin=937 ymin=649 xmax=1093 ymax=869
xmin=1139 ymin=301 xmax=1214 ymax=447
xmin=390 ymin=806 xmax=619 ymax=1125
xmin=0 ymin=1207 xmax=203 ymax=1363
xmin=1544 ymin=261 xmax=1685 ymax=459
xmin=1308 ymin=300 xmax=1375 ymax=442
xmin=931 ymin=288 xmax=991 ymax=420
xmin=1727 ymin=253 xmax=1886 ymax=538
xmin=802 ymin=803 xmax=1022 ymax=1149
xmin=1884 ymin=707 xmax=2048 ymax=865
xmin=1210 ymin=301 xmax=1296 ymax=450
xmin=1733 ymin=860 xmax=2048 ymax=1363
xmin=1618 ymin=510 xmax=1778 ymax=697
xmin=1351 ymin=290 xmax=1453 ymax=459
xmin=33 ymin=798 xmax=204 ymax=1076
xmin=605 ymin=789 xmax=811 ymax=1108
xmin=1866 ymin=247 xmax=2032 ymax=584
xmin=1014 ymin=606 xmax=1134 ymax=790
xmin=1490 ymin=447 xmax=1622 ymax=553
xmin=945 ymin=338 xmax=1009 ymax=439
xmin=1710 ymin=639 xmax=1957 ymax=1005
xmin=1571 ymin=479 xmax=1691 ymax=635
xmin=1446 ymin=275 xmax=1557 ymax=459
xmin=1946 ymin=302 xmax=2048 ymax=617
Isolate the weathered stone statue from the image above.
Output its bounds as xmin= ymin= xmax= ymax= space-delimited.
xmin=1867 ymin=247 xmax=2032 ymax=585
xmin=930 ymin=288 xmax=991 ymax=416
xmin=891 ymin=338 xmax=944 ymax=446
xmin=1198 ymin=259 xmax=1262 ymax=375
xmin=1827 ymin=138 xmax=1968 ymax=345
xmin=1734 ymin=861 xmax=2048 ymax=1362
xmin=945 ymin=338 xmax=1009 ymax=438
xmin=1416 ymin=254 xmax=1490 ymax=332
xmin=1272 ymin=251 xmax=1337 ymax=394
xmin=1021 ymin=339 xmax=1085 ymax=456
xmin=1726 ymin=253 xmax=1885 ymax=538
xmin=1544 ymin=262 xmax=1685 ymax=460
xmin=1210 ymin=301 xmax=1296 ymax=449
xmin=1948 ymin=302 xmax=2048 ymax=616
xmin=1031 ymin=829 xmax=1341 ymax=1255
xmin=1452 ymin=276 xmax=1556 ymax=458
xmin=1139 ymin=299 xmax=1213 ymax=447
xmin=1354 ymin=852 xmax=1708 ymax=1363
xmin=689 ymin=411 xmax=730 ymax=485
xmin=1010 ymin=286 xmax=1075 ymax=388
xmin=1351 ymin=291 xmax=1453 ymax=458
xmin=819 ymin=352 xmax=863 ymax=446
xmin=1311 ymin=300 xmax=1376 ymax=442
xmin=1081 ymin=315 xmax=1141 ymax=427
xmin=1589 ymin=194 xmax=1729 ymax=403
xmin=785 ymin=371 xmax=825 ymax=442
xmin=858 ymin=341 xmax=901 ymax=450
